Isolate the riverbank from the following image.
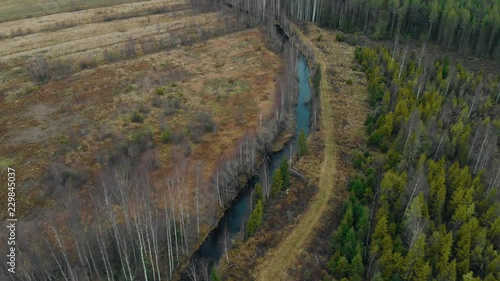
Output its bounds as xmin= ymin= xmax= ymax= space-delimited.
xmin=288 ymin=23 xmax=370 ymax=280
xmin=249 ymin=22 xmax=370 ymax=280
xmin=178 ymin=40 xmax=305 ymax=280
xmin=219 ymin=120 xmax=323 ymax=280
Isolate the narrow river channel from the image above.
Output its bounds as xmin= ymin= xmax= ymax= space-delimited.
xmin=181 ymin=55 xmax=312 ymax=279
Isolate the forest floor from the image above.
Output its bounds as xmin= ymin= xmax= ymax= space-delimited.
xmin=253 ymin=23 xmax=369 ymax=280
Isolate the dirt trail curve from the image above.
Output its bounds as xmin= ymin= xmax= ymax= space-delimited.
xmin=253 ymin=26 xmax=337 ymax=280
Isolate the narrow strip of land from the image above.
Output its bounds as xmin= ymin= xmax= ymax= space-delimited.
xmin=253 ymin=26 xmax=337 ymax=281
xmin=254 ymin=23 xmax=369 ymax=280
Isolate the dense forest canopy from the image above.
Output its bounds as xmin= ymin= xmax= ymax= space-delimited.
xmin=317 ymin=0 xmax=500 ymax=59
xmin=214 ymin=0 xmax=499 ymax=60
xmin=326 ymin=42 xmax=500 ymax=280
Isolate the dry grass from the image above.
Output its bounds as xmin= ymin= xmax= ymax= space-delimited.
xmin=0 ymin=12 xmax=226 ymax=64
xmin=0 ymin=29 xmax=282 ymax=219
xmin=0 ymin=0 xmax=154 ymax=23
xmin=0 ymin=0 xmax=189 ymax=34
xmin=220 ymin=131 xmax=324 ymax=281
xmin=253 ymin=23 xmax=370 ymax=280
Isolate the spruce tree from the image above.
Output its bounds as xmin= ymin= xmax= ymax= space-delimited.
xmin=255 ymin=183 xmax=263 ymax=201
xmin=280 ymin=158 xmax=290 ymax=190
xmin=246 ymin=200 xmax=263 ymax=236
xmin=271 ymin=169 xmax=283 ymax=197
xmin=298 ymin=130 xmax=308 ymax=157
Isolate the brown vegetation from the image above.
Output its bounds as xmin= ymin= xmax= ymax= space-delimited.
xmin=219 ymin=131 xmax=324 ymax=280
xmin=286 ymin=23 xmax=371 ymax=280
xmin=0 ymin=0 xmax=281 ymax=272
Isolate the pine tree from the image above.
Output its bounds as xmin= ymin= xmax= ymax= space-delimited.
xmin=255 ymin=183 xmax=263 ymax=202
xmin=271 ymin=169 xmax=283 ymax=198
xmin=298 ymin=129 xmax=308 ymax=157
xmin=246 ymin=200 xmax=263 ymax=236
xmin=341 ymin=228 xmax=357 ymax=261
xmin=280 ymin=158 xmax=290 ymax=190
xmin=428 ymin=158 xmax=447 ymax=223
xmin=210 ymin=267 xmax=221 ymax=281
xmin=350 ymin=252 xmax=365 ymax=281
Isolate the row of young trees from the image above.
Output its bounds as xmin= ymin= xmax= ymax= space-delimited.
xmin=317 ymin=0 xmax=500 ymax=60
xmin=325 ymin=42 xmax=499 ymax=280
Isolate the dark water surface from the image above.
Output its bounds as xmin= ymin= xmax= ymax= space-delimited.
xmin=183 ymin=55 xmax=312 ymax=276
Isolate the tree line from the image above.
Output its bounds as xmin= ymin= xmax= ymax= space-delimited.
xmin=219 ymin=0 xmax=500 ymax=61
xmin=317 ymin=0 xmax=500 ymax=60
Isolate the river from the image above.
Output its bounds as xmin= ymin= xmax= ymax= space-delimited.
xmin=181 ymin=55 xmax=312 ymax=279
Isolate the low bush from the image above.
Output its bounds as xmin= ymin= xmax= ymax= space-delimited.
xmin=78 ymin=56 xmax=98 ymax=70
xmin=103 ymin=49 xmax=121 ymax=63
xmin=25 ymin=54 xmax=51 ymax=84
xmin=130 ymin=110 xmax=144 ymax=123
xmin=160 ymin=130 xmax=171 ymax=144
xmin=336 ymin=33 xmax=346 ymax=42
xmin=51 ymin=59 xmax=72 ymax=80
xmin=155 ymin=87 xmax=165 ymax=95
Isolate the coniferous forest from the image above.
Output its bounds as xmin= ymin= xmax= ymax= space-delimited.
xmin=326 ymin=43 xmax=500 ymax=280
xmin=318 ymin=0 xmax=500 ymax=60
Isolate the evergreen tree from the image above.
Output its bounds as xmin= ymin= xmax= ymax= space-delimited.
xmin=350 ymin=252 xmax=365 ymax=281
xmin=246 ymin=200 xmax=264 ymax=237
xmin=298 ymin=129 xmax=308 ymax=157
xmin=271 ymin=169 xmax=283 ymax=198
xmin=255 ymin=183 xmax=263 ymax=202
xmin=280 ymin=158 xmax=290 ymax=190
xmin=210 ymin=267 xmax=221 ymax=281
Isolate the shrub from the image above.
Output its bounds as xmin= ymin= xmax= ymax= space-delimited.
xmin=189 ymin=127 xmax=203 ymax=143
xmin=140 ymin=38 xmax=158 ymax=54
xmin=298 ymin=130 xmax=308 ymax=157
xmin=155 ymin=87 xmax=165 ymax=95
xmin=122 ymin=38 xmax=136 ymax=58
xmin=50 ymin=59 xmax=72 ymax=80
xmin=130 ymin=110 xmax=144 ymax=123
xmin=195 ymin=112 xmax=215 ymax=133
xmin=346 ymin=78 xmax=353 ymax=85
xmin=164 ymin=97 xmax=180 ymax=116
xmin=25 ymin=54 xmax=51 ymax=84
xmin=160 ymin=130 xmax=171 ymax=144
xmin=124 ymin=84 xmax=134 ymax=93
xmin=171 ymin=130 xmax=184 ymax=144
xmin=103 ymin=49 xmax=121 ymax=63
xmin=336 ymin=33 xmax=346 ymax=42
xmin=78 ymin=56 xmax=97 ymax=70
xmin=151 ymin=96 xmax=163 ymax=108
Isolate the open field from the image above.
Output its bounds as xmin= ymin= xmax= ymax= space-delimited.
xmin=253 ymin=23 xmax=370 ymax=280
xmin=0 ymin=0 xmax=191 ymax=42
xmin=0 ymin=0 xmax=282 ymax=225
xmin=0 ymin=0 xmax=152 ymax=23
xmin=0 ymin=12 xmax=230 ymax=65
